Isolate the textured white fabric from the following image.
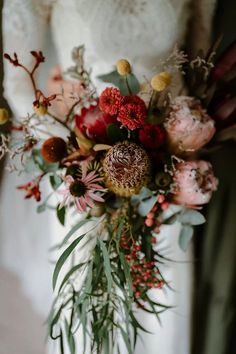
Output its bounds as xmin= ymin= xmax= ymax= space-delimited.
xmin=1 ymin=0 xmax=214 ymax=353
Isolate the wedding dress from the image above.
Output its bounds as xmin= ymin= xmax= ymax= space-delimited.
xmin=1 ymin=0 xmax=216 ymax=353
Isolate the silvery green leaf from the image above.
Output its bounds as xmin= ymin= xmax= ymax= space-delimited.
xmin=138 ymin=196 xmax=157 ymax=217
xmin=24 ymin=158 xmax=41 ymax=173
xmin=179 ymin=209 xmax=206 ymax=225
xmin=56 ymin=205 xmax=65 ymax=226
xmin=37 ymin=203 xmax=46 ymax=213
xmin=50 ymin=174 xmax=62 ymax=190
xmin=179 ymin=225 xmax=194 ymax=251
xmin=127 ymin=73 xmax=140 ymax=94
xmin=131 ymin=188 xmax=152 ymax=206
xmin=98 ymin=70 xmax=140 ymax=95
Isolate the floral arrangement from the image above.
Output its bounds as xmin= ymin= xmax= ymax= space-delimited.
xmin=1 ymin=42 xmax=235 ymax=354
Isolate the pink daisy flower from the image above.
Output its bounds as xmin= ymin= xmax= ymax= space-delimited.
xmin=59 ymin=165 xmax=106 ymax=213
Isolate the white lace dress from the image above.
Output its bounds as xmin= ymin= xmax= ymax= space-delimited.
xmin=1 ymin=0 xmax=216 ymax=353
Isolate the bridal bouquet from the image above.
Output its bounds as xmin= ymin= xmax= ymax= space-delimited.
xmin=1 ymin=43 xmax=234 ymax=353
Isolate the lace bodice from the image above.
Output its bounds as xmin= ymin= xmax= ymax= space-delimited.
xmin=2 ymin=0 xmax=199 ymax=118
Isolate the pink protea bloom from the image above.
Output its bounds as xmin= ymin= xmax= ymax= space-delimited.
xmin=164 ymin=96 xmax=215 ymax=155
xmin=59 ymin=166 xmax=106 ymax=213
xmin=173 ymin=160 xmax=218 ymax=207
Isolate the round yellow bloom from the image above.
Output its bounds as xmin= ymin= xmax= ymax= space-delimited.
xmin=116 ymin=59 xmax=132 ymax=76
xmin=33 ymin=102 xmax=47 ymax=116
xmin=151 ymin=72 xmax=171 ymax=92
xmin=0 ymin=108 xmax=9 ymax=125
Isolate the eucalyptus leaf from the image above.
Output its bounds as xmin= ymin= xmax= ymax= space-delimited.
xmin=179 ymin=209 xmax=206 ymax=225
xmin=126 ymin=73 xmax=140 ymax=94
xmin=53 ymin=234 xmax=86 ymax=290
xmin=50 ymin=174 xmax=62 ymax=190
xmin=37 ymin=203 xmax=46 ymax=213
xmin=57 ymin=205 xmax=66 ymax=226
xmin=179 ymin=225 xmax=194 ymax=251
xmin=60 ymin=219 xmax=90 ymax=246
xmin=138 ymin=196 xmax=157 ymax=217
xmin=58 ymin=263 xmax=86 ymax=293
xmin=131 ymin=187 xmax=153 ymax=206
xmin=119 ymin=252 xmax=133 ymax=298
xmin=24 ymin=158 xmax=41 ymax=173
xmin=98 ymin=238 xmax=113 ymax=293
xmin=118 ymin=326 xmax=133 ymax=354
xmin=97 ymin=70 xmax=140 ymax=95
xmin=32 ymin=149 xmax=59 ymax=173
xmin=65 ymin=319 xmax=76 ymax=354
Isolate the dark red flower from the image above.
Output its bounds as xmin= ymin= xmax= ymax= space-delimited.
xmin=4 ymin=52 xmax=19 ymax=66
xmin=75 ymin=105 xmax=116 ymax=143
xmin=99 ymin=87 xmax=122 ymax=115
xmin=30 ymin=51 xmax=45 ymax=64
xmin=139 ymin=124 xmax=165 ymax=149
xmin=17 ymin=178 xmax=42 ymax=202
xmin=117 ymin=103 xmax=146 ymax=130
xmin=122 ymin=95 xmax=146 ymax=109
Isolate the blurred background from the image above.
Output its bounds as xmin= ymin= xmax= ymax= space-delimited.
xmin=0 ymin=0 xmax=235 ymax=353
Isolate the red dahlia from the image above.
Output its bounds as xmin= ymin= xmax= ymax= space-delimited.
xmin=99 ymin=87 xmax=122 ymax=115
xmin=122 ymin=95 xmax=146 ymax=109
xmin=139 ymin=124 xmax=165 ymax=149
xmin=117 ymin=103 xmax=146 ymax=130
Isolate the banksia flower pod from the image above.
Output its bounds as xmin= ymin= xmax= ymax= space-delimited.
xmin=103 ymin=141 xmax=151 ymax=197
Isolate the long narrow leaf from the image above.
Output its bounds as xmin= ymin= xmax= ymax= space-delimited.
xmin=53 ymin=235 xmax=85 ymax=290
xmin=98 ymin=238 xmax=113 ymax=293
xmin=58 ymin=263 xmax=86 ymax=293
xmin=60 ymin=219 xmax=90 ymax=246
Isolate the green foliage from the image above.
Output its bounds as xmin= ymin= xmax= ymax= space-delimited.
xmin=53 ymin=234 xmax=86 ymax=290
xmin=32 ymin=149 xmax=59 ymax=173
xmin=107 ymin=123 xmax=127 ymax=143
xmin=178 ymin=208 xmax=205 ymax=251
xmin=56 ymin=205 xmax=66 ymax=226
xmin=131 ymin=187 xmax=157 ymax=216
xmin=98 ymin=70 xmax=140 ymax=95
xmin=179 ymin=224 xmax=194 ymax=251
xmin=49 ymin=209 xmax=169 ymax=354
xmin=50 ymin=174 xmax=62 ymax=190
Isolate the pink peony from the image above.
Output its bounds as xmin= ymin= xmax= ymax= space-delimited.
xmin=164 ymin=96 xmax=215 ymax=155
xmin=173 ymin=160 xmax=218 ymax=206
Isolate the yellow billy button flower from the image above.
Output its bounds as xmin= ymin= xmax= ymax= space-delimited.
xmin=151 ymin=72 xmax=171 ymax=92
xmin=33 ymin=102 xmax=47 ymax=116
xmin=116 ymin=59 xmax=132 ymax=76
xmin=0 ymin=108 xmax=9 ymax=125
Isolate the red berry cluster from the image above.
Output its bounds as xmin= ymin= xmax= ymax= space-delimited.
xmin=120 ymin=236 xmax=164 ymax=299
xmin=145 ymin=195 xmax=169 ymax=232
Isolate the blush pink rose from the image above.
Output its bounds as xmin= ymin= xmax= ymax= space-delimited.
xmin=173 ymin=160 xmax=218 ymax=206
xmin=164 ymin=96 xmax=215 ymax=155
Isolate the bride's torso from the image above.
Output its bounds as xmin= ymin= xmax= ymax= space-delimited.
xmin=50 ymin=0 xmax=190 ymax=83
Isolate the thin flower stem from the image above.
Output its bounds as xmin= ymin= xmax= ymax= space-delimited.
xmin=65 ymin=99 xmax=81 ymax=124
xmin=18 ymin=64 xmax=37 ymax=98
xmin=59 ymin=331 xmax=65 ymax=354
xmin=47 ymin=112 xmax=73 ymax=133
